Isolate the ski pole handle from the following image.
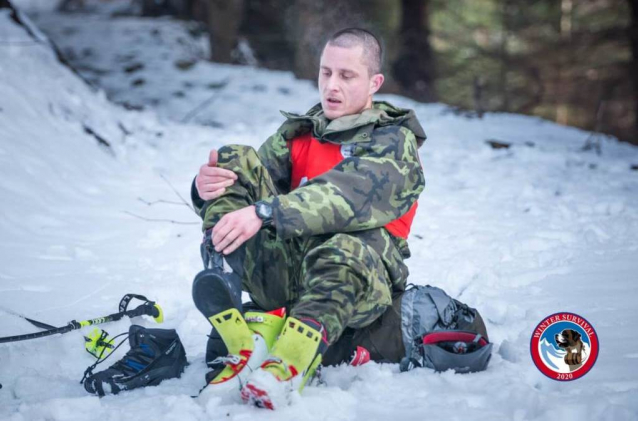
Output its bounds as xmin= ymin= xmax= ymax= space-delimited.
xmin=124 ymin=301 xmax=163 ymax=323
xmin=117 ymin=294 xmax=163 ymax=323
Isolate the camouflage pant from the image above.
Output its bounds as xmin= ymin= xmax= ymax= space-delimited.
xmin=201 ymin=145 xmax=396 ymax=344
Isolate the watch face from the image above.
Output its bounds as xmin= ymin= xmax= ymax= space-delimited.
xmin=258 ymin=203 xmax=272 ymax=219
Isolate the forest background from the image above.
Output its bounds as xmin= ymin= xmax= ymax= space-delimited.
xmin=58 ymin=0 xmax=637 ymax=146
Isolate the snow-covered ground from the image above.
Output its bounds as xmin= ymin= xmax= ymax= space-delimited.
xmin=1 ymin=1 xmax=637 ymax=420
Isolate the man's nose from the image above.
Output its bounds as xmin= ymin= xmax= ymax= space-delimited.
xmin=325 ymin=74 xmax=339 ymax=92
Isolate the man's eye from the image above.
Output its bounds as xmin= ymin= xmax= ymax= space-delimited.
xmin=341 ymin=74 xmax=353 ymax=80
xmin=322 ymin=71 xmax=331 ymax=77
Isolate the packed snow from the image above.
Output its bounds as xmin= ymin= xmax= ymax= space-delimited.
xmin=1 ymin=1 xmax=637 ymax=420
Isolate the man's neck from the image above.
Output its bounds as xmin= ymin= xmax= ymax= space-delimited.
xmin=364 ymin=96 xmax=374 ymax=111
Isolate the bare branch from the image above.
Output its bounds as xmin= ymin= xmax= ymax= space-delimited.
xmin=138 ymin=197 xmax=188 ymax=207
xmin=181 ymin=78 xmax=230 ymax=123
xmin=123 ymin=211 xmax=199 ymax=225
xmin=159 ymin=173 xmax=197 ymax=215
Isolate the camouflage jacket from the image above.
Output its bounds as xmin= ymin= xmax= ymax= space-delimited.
xmin=257 ymin=101 xmax=426 ymax=243
xmin=192 ymin=101 xmax=426 ymax=262
xmin=192 ymin=101 xmax=426 ymax=290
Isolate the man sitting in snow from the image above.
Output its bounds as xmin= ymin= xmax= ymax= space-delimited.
xmin=190 ymin=28 xmax=426 ymax=409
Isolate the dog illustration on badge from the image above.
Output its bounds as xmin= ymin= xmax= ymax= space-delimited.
xmin=530 ymin=312 xmax=599 ymax=381
xmin=555 ymin=329 xmax=586 ymax=370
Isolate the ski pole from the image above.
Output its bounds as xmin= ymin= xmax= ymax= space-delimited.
xmin=0 ymin=294 xmax=163 ymax=344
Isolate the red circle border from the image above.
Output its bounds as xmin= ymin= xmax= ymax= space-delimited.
xmin=529 ymin=312 xmax=599 ymax=381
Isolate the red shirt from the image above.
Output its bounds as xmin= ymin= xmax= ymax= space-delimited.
xmin=287 ymin=132 xmax=417 ymax=239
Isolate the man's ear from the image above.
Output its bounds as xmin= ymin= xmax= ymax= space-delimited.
xmin=369 ymin=73 xmax=384 ymax=95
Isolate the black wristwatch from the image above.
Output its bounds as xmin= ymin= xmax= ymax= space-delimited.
xmin=254 ymin=201 xmax=273 ymax=227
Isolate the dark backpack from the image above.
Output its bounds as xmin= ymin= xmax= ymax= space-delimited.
xmin=323 ymin=285 xmax=492 ymax=373
xmin=398 ymin=285 xmax=492 ymax=373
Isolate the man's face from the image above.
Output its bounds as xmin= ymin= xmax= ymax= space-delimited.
xmin=318 ymin=44 xmax=384 ymax=120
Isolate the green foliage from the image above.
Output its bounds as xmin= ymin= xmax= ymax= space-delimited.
xmin=428 ymin=0 xmax=634 ymax=142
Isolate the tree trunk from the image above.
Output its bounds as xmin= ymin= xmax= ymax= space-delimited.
xmin=497 ymin=0 xmax=513 ymax=112
xmin=628 ymin=0 xmax=638 ymax=144
xmin=392 ymin=0 xmax=436 ymax=102
xmin=207 ymin=0 xmax=245 ymax=63
xmin=290 ymin=0 xmax=332 ymax=81
xmin=239 ymin=0 xmax=294 ymax=71
xmin=555 ymin=0 xmax=573 ymax=125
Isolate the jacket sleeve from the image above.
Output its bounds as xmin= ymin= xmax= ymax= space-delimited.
xmin=257 ymin=131 xmax=292 ymax=195
xmin=191 ymin=176 xmax=206 ymax=218
xmin=190 ymin=131 xmax=291 ymax=221
xmin=264 ymin=125 xmax=425 ymax=239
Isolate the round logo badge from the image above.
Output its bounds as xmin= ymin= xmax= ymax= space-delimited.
xmin=530 ymin=312 xmax=599 ymax=381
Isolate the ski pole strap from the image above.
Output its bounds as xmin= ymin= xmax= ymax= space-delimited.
xmin=119 ymin=294 xmax=153 ymax=313
xmin=118 ymin=294 xmax=162 ymax=322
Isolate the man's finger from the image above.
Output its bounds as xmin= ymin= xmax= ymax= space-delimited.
xmin=212 ymin=217 xmax=236 ymax=248
xmin=211 ymin=216 xmax=228 ymax=236
xmin=201 ymin=188 xmax=225 ymax=201
xmin=199 ymin=176 xmax=236 ymax=187
xmin=200 ymin=179 xmax=234 ymax=191
xmin=215 ymin=227 xmax=240 ymax=252
xmin=208 ymin=149 xmax=218 ymax=167
xmin=199 ymin=166 xmax=238 ymax=180
xmin=223 ymin=233 xmax=246 ymax=255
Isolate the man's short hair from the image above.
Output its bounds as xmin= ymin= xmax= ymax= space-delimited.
xmin=326 ymin=28 xmax=383 ymax=75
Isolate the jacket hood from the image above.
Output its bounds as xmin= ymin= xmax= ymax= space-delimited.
xmin=280 ymin=101 xmax=427 ymax=147
xmin=371 ymin=101 xmax=427 ymax=147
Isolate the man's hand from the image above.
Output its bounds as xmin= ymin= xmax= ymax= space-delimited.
xmin=212 ymin=205 xmax=263 ymax=255
xmin=196 ymin=149 xmax=238 ymax=201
